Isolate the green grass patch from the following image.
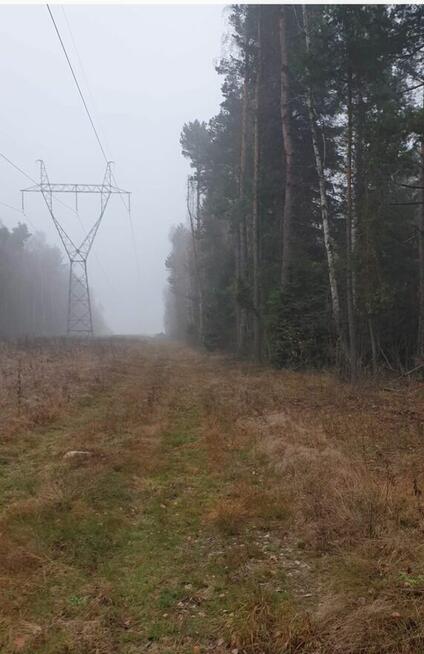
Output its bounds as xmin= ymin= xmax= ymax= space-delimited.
xmin=1 ymin=357 xmax=293 ymax=654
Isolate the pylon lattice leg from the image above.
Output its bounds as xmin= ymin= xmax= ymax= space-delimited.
xmin=67 ymin=259 xmax=93 ymax=336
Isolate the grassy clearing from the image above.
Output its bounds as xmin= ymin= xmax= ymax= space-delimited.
xmin=0 ymin=339 xmax=423 ymax=652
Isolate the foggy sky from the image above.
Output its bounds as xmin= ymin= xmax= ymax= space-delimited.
xmin=0 ymin=4 xmax=225 ymax=334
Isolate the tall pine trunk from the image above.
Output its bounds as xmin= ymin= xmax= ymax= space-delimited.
xmin=352 ymin=93 xmax=364 ymax=311
xmin=195 ymin=173 xmax=201 ymax=231
xmin=279 ymin=5 xmax=294 ymax=291
xmin=302 ymin=6 xmax=342 ymax=346
xmin=418 ymin=136 xmax=424 ymax=360
xmin=235 ymin=208 xmax=242 ymax=350
xmin=252 ymin=7 xmax=262 ymax=361
xmin=187 ymin=177 xmax=204 ymax=345
xmin=237 ymin=77 xmax=249 ymax=355
xmin=368 ymin=316 xmax=378 ymax=376
xmin=346 ymin=67 xmax=357 ymax=381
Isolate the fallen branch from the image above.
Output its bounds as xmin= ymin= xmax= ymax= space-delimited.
xmin=403 ymin=362 xmax=424 ymax=376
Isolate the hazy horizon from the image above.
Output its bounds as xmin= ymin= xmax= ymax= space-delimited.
xmin=0 ymin=4 xmax=226 ymax=334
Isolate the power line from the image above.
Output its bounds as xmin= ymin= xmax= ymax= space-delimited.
xmin=0 ymin=199 xmax=25 ymax=214
xmin=0 ymin=199 xmax=37 ymax=232
xmin=127 ymin=202 xmax=143 ymax=291
xmin=61 ymin=6 xmax=111 ymax=158
xmin=46 ymin=4 xmax=108 ymax=163
xmin=0 ymin=152 xmax=36 ymax=184
xmin=0 ymin=149 xmax=78 ymax=223
xmin=0 ymin=150 xmax=80 ymax=218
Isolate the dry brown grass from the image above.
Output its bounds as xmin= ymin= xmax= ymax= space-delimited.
xmin=205 ymin=366 xmax=424 ymax=653
xmin=184 ymin=356 xmax=424 ymax=652
xmin=0 ymin=338 xmax=137 ymax=440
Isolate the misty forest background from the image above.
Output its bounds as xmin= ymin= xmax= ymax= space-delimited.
xmin=165 ymin=4 xmax=424 ymax=379
xmin=0 ymin=223 xmax=105 ymax=338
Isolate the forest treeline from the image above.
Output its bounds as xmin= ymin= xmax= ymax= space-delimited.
xmin=0 ymin=222 xmax=105 ymax=339
xmin=165 ymin=4 xmax=424 ymax=378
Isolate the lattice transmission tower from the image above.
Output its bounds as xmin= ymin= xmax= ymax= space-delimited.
xmin=22 ymin=160 xmax=130 ymax=336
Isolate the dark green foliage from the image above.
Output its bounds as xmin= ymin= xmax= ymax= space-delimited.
xmin=164 ymin=224 xmax=194 ymax=342
xmin=166 ymin=4 xmax=424 ymax=373
xmin=266 ymin=268 xmax=333 ymax=369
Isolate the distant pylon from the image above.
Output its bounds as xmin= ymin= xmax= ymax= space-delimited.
xmin=22 ymin=161 xmax=130 ymax=336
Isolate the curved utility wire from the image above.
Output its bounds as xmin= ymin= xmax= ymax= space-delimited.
xmin=61 ymin=6 xmax=111 ymax=157
xmin=0 ymin=199 xmax=26 ymax=214
xmin=0 ymin=199 xmax=37 ymax=231
xmin=0 ymin=152 xmax=36 ymax=184
xmin=0 ymin=150 xmax=80 ymax=218
xmin=46 ymin=4 xmax=108 ymax=163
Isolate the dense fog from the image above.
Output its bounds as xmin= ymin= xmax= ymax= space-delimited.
xmin=0 ymin=5 xmax=224 ymax=336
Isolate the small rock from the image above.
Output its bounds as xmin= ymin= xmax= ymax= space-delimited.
xmin=63 ymin=450 xmax=91 ymax=460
